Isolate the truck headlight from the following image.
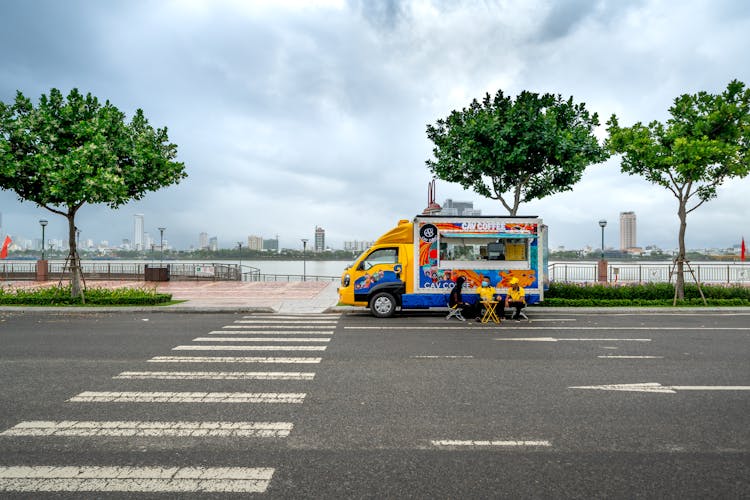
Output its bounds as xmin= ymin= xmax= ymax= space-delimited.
xmin=342 ymin=273 xmax=350 ymax=287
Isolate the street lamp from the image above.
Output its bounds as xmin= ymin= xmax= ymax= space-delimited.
xmin=301 ymin=238 xmax=308 ymax=281
xmin=158 ymin=227 xmax=165 ymax=265
xmin=598 ymin=219 xmax=607 ymax=259
xmin=237 ymin=242 xmax=243 ymax=281
xmin=39 ymin=219 xmax=48 ymax=260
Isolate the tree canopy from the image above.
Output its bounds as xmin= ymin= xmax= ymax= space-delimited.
xmin=606 ymin=79 xmax=750 ymax=299
xmin=0 ymin=88 xmax=187 ymax=297
xmin=426 ymin=90 xmax=608 ymax=215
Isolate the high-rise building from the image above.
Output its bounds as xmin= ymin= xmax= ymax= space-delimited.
xmin=247 ymin=235 xmax=263 ymax=251
xmin=620 ymin=211 xmax=637 ymax=250
xmin=314 ymin=226 xmax=325 ymax=252
xmin=133 ymin=214 xmax=144 ymax=251
xmin=209 ymin=236 xmax=218 ymax=252
xmin=263 ymin=237 xmax=279 ymax=253
xmin=199 ymin=232 xmax=208 ymax=250
xmin=440 ymin=199 xmax=481 ymax=216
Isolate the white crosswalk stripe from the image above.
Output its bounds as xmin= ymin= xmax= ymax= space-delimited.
xmin=244 ymin=315 xmax=341 ymax=319
xmin=0 ymin=466 xmax=274 ymax=493
xmin=224 ymin=324 xmax=336 ymax=329
xmin=68 ymin=391 xmax=306 ymax=403
xmin=173 ymin=345 xmax=327 ymax=351
xmin=148 ymin=356 xmax=322 ymax=363
xmin=114 ymin=371 xmax=315 ymax=380
xmin=194 ymin=337 xmax=330 ymax=342
xmin=1 ymin=421 xmax=293 ymax=438
xmin=235 ymin=320 xmax=338 ymax=324
xmin=217 ymin=328 xmax=334 ymax=334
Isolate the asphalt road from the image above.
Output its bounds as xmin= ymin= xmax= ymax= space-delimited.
xmin=0 ymin=309 xmax=748 ymax=498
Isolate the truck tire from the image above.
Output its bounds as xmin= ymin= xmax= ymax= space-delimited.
xmin=370 ymin=292 xmax=396 ymax=318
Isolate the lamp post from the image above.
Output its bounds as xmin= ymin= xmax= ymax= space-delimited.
xmin=237 ymin=242 xmax=243 ymax=281
xmin=39 ymin=219 xmax=48 ymax=260
xmin=598 ymin=219 xmax=607 ymax=282
xmin=158 ymin=227 xmax=165 ymax=266
xmin=301 ymin=238 xmax=308 ymax=281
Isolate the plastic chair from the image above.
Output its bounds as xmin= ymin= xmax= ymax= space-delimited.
xmin=446 ymin=303 xmax=466 ymax=321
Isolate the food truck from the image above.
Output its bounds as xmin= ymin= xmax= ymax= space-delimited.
xmin=338 ymin=215 xmax=549 ymax=317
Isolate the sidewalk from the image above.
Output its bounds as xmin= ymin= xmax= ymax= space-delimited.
xmin=0 ymin=280 xmax=341 ymax=314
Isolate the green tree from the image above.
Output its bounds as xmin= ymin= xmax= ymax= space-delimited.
xmin=426 ymin=90 xmax=608 ymax=215
xmin=606 ymin=80 xmax=750 ymax=300
xmin=0 ymin=88 xmax=186 ymax=299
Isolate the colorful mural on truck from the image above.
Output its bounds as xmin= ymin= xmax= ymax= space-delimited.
xmin=417 ymin=221 xmax=538 ymax=291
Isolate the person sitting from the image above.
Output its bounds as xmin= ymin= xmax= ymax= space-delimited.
xmin=447 ymin=276 xmax=469 ymax=321
xmin=476 ymin=275 xmax=502 ymax=322
xmin=505 ymin=277 xmax=526 ymax=321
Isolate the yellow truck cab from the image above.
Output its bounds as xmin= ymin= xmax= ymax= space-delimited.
xmin=338 ymin=215 xmax=549 ymax=317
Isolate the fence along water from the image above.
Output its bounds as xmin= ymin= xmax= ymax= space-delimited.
xmin=1 ymin=260 xmax=748 ymax=284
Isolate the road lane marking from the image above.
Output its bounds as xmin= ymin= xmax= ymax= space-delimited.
xmin=0 ymin=421 xmax=293 ymax=438
xmin=114 ymin=371 xmax=315 ymax=380
xmin=173 ymin=345 xmax=327 ymax=351
xmin=431 ymin=440 xmax=551 ymax=447
xmin=597 ymin=355 xmax=664 ymax=359
xmin=194 ymin=337 xmax=330 ymax=342
xmin=243 ymin=314 xmax=340 ymax=319
xmin=148 ymin=356 xmax=322 ymax=363
xmin=216 ymin=329 xmax=334 ymax=334
xmin=495 ymin=338 xmax=651 ymax=342
xmin=0 ymin=466 xmax=273 ymax=493
xmin=570 ymin=383 xmax=750 ymax=393
xmin=235 ymin=320 xmax=338 ymax=325
xmin=67 ymin=391 xmax=306 ymax=403
xmin=225 ymin=325 xmax=337 ymax=329
xmin=345 ymin=326 xmax=750 ymax=330
xmin=411 ymin=356 xmax=474 ymax=359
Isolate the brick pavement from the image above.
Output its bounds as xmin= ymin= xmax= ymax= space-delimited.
xmin=0 ymin=280 xmax=340 ymax=313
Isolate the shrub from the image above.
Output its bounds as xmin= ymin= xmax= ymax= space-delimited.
xmin=544 ymin=282 xmax=750 ymax=306
xmin=0 ymin=285 xmax=172 ymax=306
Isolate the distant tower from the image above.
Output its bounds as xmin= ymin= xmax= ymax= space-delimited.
xmin=199 ymin=232 xmax=208 ymax=250
xmin=315 ymin=226 xmax=325 ymax=252
xmin=620 ymin=211 xmax=636 ymax=250
xmin=423 ymin=179 xmax=442 ymax=214
xmin=133 ymin=214 xmax=145 ymax=251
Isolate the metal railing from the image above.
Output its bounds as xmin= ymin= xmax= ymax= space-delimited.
xmin=4 ymin=260 xmax=748 ymax=285
xmin=0 ymin=261 xmax=253 ymax=281
xmin=549 ymin=262 xmax=750 ymax=284
xmin=245 ymin=273 xmax=338 ymax=282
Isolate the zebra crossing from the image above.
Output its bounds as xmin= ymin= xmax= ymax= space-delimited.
xmin=0 ymin=313 xmax=340 ymax=494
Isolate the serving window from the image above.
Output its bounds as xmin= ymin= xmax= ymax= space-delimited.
xmin=438 ymin=234 xmax=530 ymax=267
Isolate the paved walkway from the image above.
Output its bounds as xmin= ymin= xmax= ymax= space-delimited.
xmin=0 ymin=280 xmax=341 ymax=313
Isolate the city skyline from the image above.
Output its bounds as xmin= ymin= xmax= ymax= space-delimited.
xmin=0 ymin=208 xmax=743 ymax=255
xmin=1 ymin=1 xmax=748 ymax=251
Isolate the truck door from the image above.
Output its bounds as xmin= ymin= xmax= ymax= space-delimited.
xmin=352 ymin=246 xmax=405 ymax=304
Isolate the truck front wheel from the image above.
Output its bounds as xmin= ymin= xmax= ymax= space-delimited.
xmin=370 ymin=292 xmax=397 ymax=318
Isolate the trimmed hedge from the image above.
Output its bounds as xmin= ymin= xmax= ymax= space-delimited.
xmin=0 ymin=285 xmax=172 ymax=306
xmin=543 ymin=282 xmax=750 ymax=306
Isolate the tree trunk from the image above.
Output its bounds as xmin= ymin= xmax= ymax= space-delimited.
xmin=66 ymin=210 xmax=84 ymax=301
xmin=675 ymin=202 xmax=688 ymax=301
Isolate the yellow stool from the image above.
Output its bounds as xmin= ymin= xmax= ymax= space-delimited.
xmin=480 ymin=300 xmax=501 ymax=324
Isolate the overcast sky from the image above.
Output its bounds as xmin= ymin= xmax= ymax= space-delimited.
xmin=1 ymin=0 xmax=749 ymax=252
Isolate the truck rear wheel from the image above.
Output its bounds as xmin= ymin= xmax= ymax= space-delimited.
xmin=370 ymin=292 xmax=396 ymax=318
